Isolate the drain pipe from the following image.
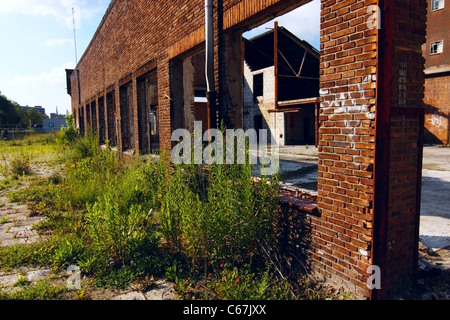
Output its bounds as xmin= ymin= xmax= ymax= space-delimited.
xmin=205 ymin=0 xmax=216 ymax=129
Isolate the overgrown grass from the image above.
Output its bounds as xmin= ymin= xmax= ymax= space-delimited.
xmin=0 ymin=132 xmax=345 ymax=300
xmin=0 ymin=279 xmax=69 ymax=300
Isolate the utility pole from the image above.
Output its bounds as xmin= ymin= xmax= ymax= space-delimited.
xmin=72 ymin=7 xmax=78 ymax=65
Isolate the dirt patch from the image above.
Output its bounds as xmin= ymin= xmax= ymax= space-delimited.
xmin=407 ymin=243 xmax=450 ymax=300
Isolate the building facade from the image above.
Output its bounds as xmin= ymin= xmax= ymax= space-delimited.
xmin=21 ymin=105 xmax=46 ymax=115
xmin=243 ymin=26 xmax=319 ymax=146
xmin=68 ymin=0 xmax=427 ymax=300
xmin=423 ymin=0 xmax=450 ymax=145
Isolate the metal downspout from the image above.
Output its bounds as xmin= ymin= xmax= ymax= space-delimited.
xmin=205 ymin=0 xmax=216 ymax=129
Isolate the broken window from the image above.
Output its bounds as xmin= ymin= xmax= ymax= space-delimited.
xmin=91 ymin=101 xmax=97 ymax=136
xmin=170 ymin=49 xmax=209 ymax=135
xmin=86 ymin=104 xmax=91 ymax=131
xmin=137 ymin=70 xmax=159 ymax=155
xmin=78 ymin=107 xmax=85 ymax=136
xmin=120 ymin=82 xmax=135 ymax=151
xmin=98 ymin=96 xmax=106 ymax=144
xmin=106 ymin=91 xmax=117 ymax=146
xmin=253 ymin=73 xmax=264 ymax=99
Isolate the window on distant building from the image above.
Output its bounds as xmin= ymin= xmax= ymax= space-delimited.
xmin=253 ymin=73 xmax=264 ymax=99
xmin=432 ymin=0 xmax=445 ymax=11
xmin=430 ymin=41 xmax=444 ymax=55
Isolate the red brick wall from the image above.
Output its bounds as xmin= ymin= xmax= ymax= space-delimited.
xmin=70 ymin=0 xmax=427 ymax=300
xmin=423 ymin=1 xmax=450 ymax=69
xmin=317 ymin=0 xmax=379 ymax=299
xmin=421 ymin=0 xmax=450 ymax=145
xmin=424 ymin=74 xmax=450 ymax=145
xmin=71 ymin=0 xmax=311 ymax=151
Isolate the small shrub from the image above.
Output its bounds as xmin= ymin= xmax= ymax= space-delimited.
xmin=73 ymin=135 xmax=99 ymax=160
xmin=14 ymin=275 xmax=30 ymax=288
xmin=9 ymin=154 xmax=32 ymax=178
xmin=159 ymin=143 xmax=280 ymax=271
xmin=50 ymin=234 xmax=86 ymax=270
xmin=84 ymin=191 xmax=164 ymax=286
xmin=56 ymin=114 xmax=78 ymax=147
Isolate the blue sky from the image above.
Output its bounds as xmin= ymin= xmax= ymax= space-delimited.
xmin=0 ymin=0 xmax=319 ymax=117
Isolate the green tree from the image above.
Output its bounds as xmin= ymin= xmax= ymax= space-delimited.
xmin=0 ymin=94 xmax=46 ymax=127
xmin=0 ymin=95 xmax=20 ymax=126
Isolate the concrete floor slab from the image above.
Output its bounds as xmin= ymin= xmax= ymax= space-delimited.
xmin=276 ymin=145 xmax=450 ymax=253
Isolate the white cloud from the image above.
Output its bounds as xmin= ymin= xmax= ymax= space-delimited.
xmin=5 ymin=62 xmax=74 ymax=114
xmin=0 ymin=0 xmax=106 ymax=29
xmin=12 ymin=62 xmax=73 ymax=87
xmin=45 ymin=38 xmax=74 ymax=47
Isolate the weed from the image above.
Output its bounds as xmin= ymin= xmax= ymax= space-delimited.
xmin=0 ymin=216 xmax=9 ymax=225
xmin=14 ymin=275 xmax=30 ymax=288
xmin=159 ymin=143 xmax=280 ymax=271
xmin=0 ymin=131 xmax=338 ymax=300
xmin=9 ymin=153 xmax=32 ymax=178
xmin=55 ymin=114 xmax=78 ymax=147
xmin=83 ymin=190 xmax=166 ymax=287
xmin=8 ymin=177 xmax=56 ymax=204
xmin=0 ymin=279 xmax=69 ymax=300
xmin=0 ymin=242 xmax=51 ymax=271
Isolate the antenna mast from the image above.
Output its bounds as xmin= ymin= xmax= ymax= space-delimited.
xmin=72 ymin=7 xmax=78 ymax=65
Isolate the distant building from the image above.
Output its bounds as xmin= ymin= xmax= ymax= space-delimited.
xmin=422 ymin=0 xmax=450 ymax=145
xmin=21 ymin=105 xmax=46 ymax=115
xmin=42 ymin=117 xmax=67 ymax=132
xmin=243 ymin=25 xmax=319 ymax=146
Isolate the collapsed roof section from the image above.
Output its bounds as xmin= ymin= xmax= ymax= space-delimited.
xmin=245 ymin=26 xmax=319 ymax=102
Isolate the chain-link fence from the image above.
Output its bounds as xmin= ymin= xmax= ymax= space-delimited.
xmin=0 ymin=127 xmax=58 ymax=141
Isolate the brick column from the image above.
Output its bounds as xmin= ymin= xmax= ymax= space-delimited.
xmin=317 ymin=0 xmax=426 ymax=299
xmin=158 ymin=56 xmax=173 ymax=151
xmin=372 ymin=0 xmax=427 ymax=299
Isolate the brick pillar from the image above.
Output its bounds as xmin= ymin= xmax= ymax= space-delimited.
xmin=158 ymin=57 xmax=173 ymax=151
xmin=317 ymin=0 xmax=378 ymax=299
xmin=217 ymin=30 xmax=244 ymax=129
xmin=372 ymin=0 xmax=427 ymax=299
xmin=317 ymin=0 xmax=426 ymax=299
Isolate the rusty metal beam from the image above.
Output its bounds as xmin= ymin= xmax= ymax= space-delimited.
xmin=372 ymin=0 xmax=392 ymax=301
xmin=274 ymin=20 xmax=279 ymax=110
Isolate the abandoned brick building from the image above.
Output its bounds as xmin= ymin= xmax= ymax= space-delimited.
xmin=422 ymin=0 xmax=450 ymax=145
xmin=243 ymin=25 xmax=320 ymax=146
xmin=67 ymin=0 xmax=428 ymax=300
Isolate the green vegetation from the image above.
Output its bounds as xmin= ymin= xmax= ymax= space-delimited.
xmin=0 ymin=131 xmax=344 ymax=300
xmin=0 ymin=94 xmax=46 ymax=128
xmin=0 ymin=279 xmax=69 ymax=300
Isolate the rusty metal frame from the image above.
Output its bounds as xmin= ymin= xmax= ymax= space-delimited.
xmin=372 ymin=0 xmax=391 ymax=301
